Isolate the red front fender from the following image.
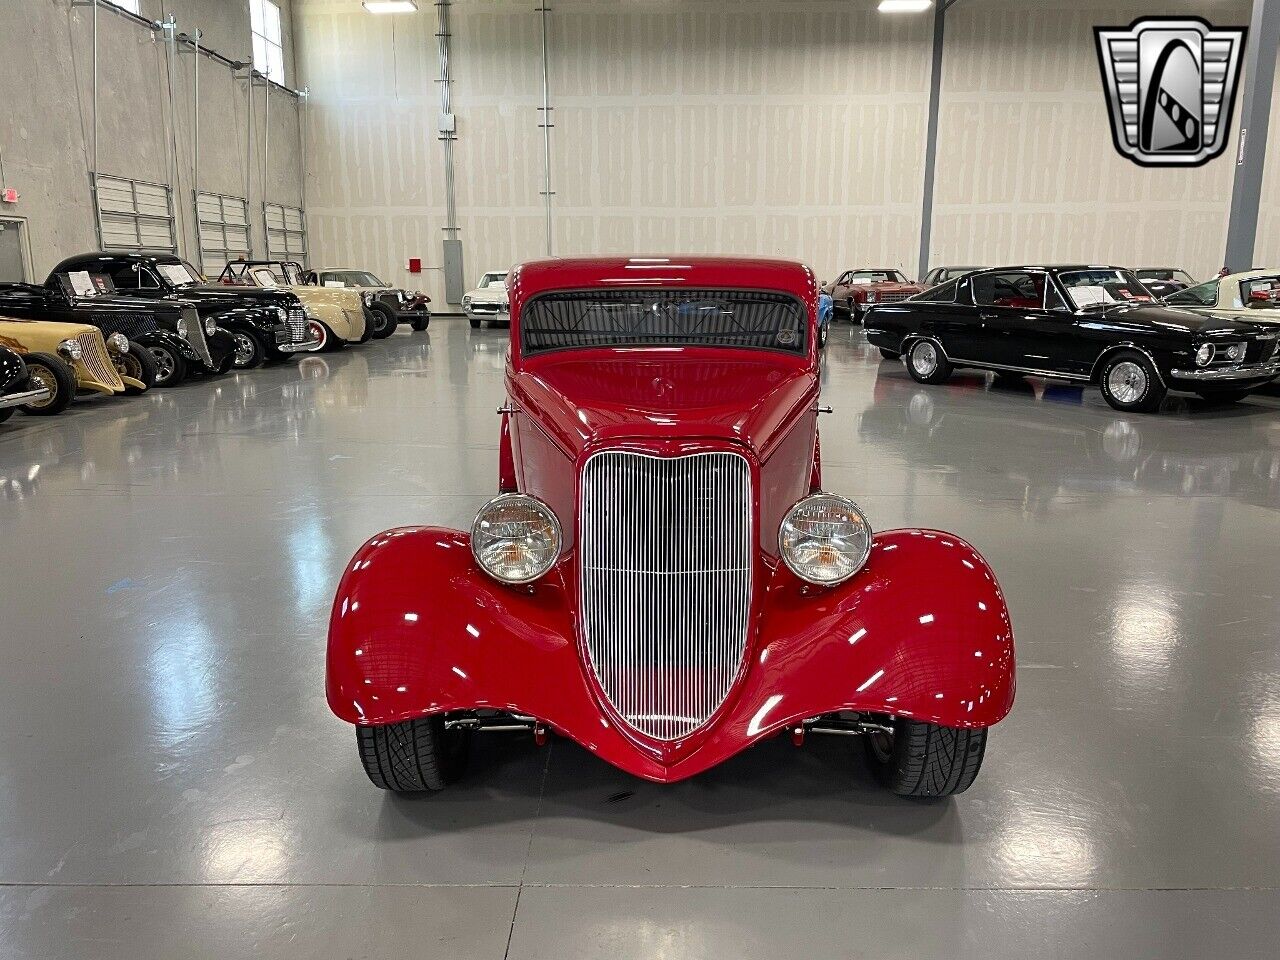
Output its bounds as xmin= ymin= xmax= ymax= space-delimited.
xmin=327 ymin=528 xmax=1015 ymax=783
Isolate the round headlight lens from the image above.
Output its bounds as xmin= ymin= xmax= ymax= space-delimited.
xmin=176 ymin=316 xmax=190 ymax=339
xmin=1226 ymin=342 xmax=1246 ymax=361
xmin=57 ymin=338 xmax=83 ymax=361
xmin=779 ymin=493 xmax=872 ymax=586
xmin=462 ymin=294 xmax=473 ymax=307
xmin=276 ymin=306 xmax=289 ymax=322
xmin=108 ymin=332 xmax=130 ymax=353
xmin=204 ymin=316 xmax=217 ymax=337
xmin=471 ymin=493 xmax=561 ymax=584
xmin=1195 ymin=343 xmax=1215 ymax=366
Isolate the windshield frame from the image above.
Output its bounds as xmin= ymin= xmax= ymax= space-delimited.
xmin=321 ymin=270 xmax=385 ymax=288
xmin=1057 ymin=268 xmax=1156 ymax=311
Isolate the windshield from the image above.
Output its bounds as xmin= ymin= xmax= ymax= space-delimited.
xmin=478 ymin=272 xmax=507 ymax=289
xmin=1058 ymin=269 xmax=1155 ymax=310
xmin=157 ymin=261 xmax=203 ymax=288
xmin=1136 ymin=269 xmax=1194 ymax=284
xmin=849 ymin=271 xmax=905 ymax=284
xmin=322 ymin=270 xmax=384 ymax=287
xmin=520 ymin=289 xmax=807 ymax=356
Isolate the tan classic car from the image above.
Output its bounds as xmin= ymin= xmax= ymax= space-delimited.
xmin=218 ymin=260 xmax=368 ymax=351
xmin=1165 ymin=270 xmax=1280 ymax=328
xmin=0 ymin=316 xmax=148 ymax=415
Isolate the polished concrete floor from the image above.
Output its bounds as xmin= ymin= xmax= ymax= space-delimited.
xmin=1 ymin=318 xmax=1279 ymax=958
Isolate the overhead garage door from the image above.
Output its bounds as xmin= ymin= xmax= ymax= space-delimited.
xmin=264 ymin=202 xmax=308 ymax=264
xmin=94 ymin=175 xmax=177 ymax=253
xmin=196 ymin=193 xmax=251 ymax=274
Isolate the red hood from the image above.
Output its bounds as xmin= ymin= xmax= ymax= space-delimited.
xmin=508 ymin=349 xmax=817 ymax=461
xmin=850 ymin=282 xmax=922 ymax=300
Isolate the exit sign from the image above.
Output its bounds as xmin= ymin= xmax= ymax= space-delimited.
xmin=1 ymin=188 xmax=17 ymax=204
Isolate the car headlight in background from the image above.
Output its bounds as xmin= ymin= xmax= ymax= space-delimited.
xmin=865 ymin=291 xmax=878 ymax=304
xmin=177 ymin=316 xmax=190 ymax=340
xmin=779 ymin=493 xmax=873 ymax=586
xmin=276 ymin=306 xmax=289 ymax=322
xmin=471 ymin=493 xmax=562 ymax=584
xmin=1224 ymin=342 xmax=1246 ymax=362
xmin=107 ymin=332 xmax=130 ymax=353
xmin=204 ymin=316 xmax=218 ymax=337
xmin=361 ymin=291 xmax=375 ymax=306
xmin=1195 ymin=343 xmax=1215 ymax=366
xmin=57 ymin=338 xmax=83 ymax=361
xmin=462 ymin=294 xmax=473 ymax=308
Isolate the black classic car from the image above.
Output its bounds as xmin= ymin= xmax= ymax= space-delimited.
xmin=54 ymin=253 xmax=319 ymax=369
xmin=0 ymin=267 xmax=235 ymax=386
xmin=0 ymin=346 xmax=52 ymax=425
xmin=864 ymin=265 xmax=1280 ymax=413
xmin=921 ymin=266 xmax=986 ymax=288
xmin=313 ymin=268 xmax=431 ymax=337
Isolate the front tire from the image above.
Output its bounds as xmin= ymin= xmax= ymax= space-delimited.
xmin=231 ymin=331 xmax=266 ymax=369
xmin=864 ymin=716 xmax=987 ymax=798
xmin=356 ymin=715 xmax=471 ymax=792
xmin=116 ymin=342 xmax=156 ymax=394
xmin=905 ymin=339 xmax=952 ymax=385
xmin=369 ymin=306 xmax=398 ymax=339
xmin=19 ymin=353 xmax=77 ymax=415
xmin=1098 ymin=349 xmax=1165 ymax=413
xmin=147 ymin=342 xmax=187 ymax=387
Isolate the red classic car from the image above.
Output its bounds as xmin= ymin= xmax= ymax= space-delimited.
xmin=823 ymin=268 xmax=924 ymax=324
xmin=327 ymin=256 xmax=1015 ymax=797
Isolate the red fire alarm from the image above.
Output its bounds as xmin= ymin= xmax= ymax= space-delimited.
xmin=1 ymin=188 xmax=18 ymax=204
xmin=407 ymin=257 xmax=422 ymax=274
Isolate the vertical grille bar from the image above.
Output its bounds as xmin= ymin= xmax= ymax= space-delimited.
xmin=76 ymin=333 xmax=125 ymax=391
xmin=580 ymin=450 xmax=752 ymax=741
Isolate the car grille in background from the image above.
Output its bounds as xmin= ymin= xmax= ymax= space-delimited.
xmin=287 ymin=307 xmax=307 ymax=343
xmin=579 ymin=450 xmax=752 ymax=741
xmin=470 ymin=302 xmax=502 ymax=314
xmin=182 ymin=307 xmax=213 ymax=367
xmin=76 ymin=332 xmax=125 ymax=391
xmin=876 ymin=292 xmax=912 ymax=304
xmin=92 ymin=311 xmax=157 ymax=341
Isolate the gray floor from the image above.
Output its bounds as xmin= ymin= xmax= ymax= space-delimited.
xmin=1 ymin=318 xmax=1278 ymax=959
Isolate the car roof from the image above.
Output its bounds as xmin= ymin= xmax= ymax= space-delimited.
xmin=510 ymin=256 xmax=815 ymax=303
xmin=1223 ymin=269 xmax=1280 ymax=282
xmin=50 ymin=251 xmax=183 ymax=273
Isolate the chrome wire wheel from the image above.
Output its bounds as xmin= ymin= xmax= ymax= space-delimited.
xmin=1106 ymin=361 xmax=1147 ymax=405
xmin=232 ymin=333 xmax=256 ymax=367
xmin=148 ymin=346 xmax=176 ymax=384
xmin=24 ymin=364 xmax=57 ymax=409
xmin=911 ymin=341 xmax=939 ymax=377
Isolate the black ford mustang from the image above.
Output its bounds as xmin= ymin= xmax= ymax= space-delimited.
xmin=52 ymin=253 xmax=320 ymax=368
xmin=864 ymin=266 xmax=1280 ymax=413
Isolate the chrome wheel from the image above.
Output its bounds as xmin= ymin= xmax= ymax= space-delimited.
xmin=148 ymin=346 xmax=178 ymax=385
xmin=24 ymin=365 xmax=57 ymax=410
xmin=232 ymin=333 xmax=256 ymax=367
xmin=911 ymin=341 xmax=939 ymax=377
xmin=1106 ymin=361 xmax=1147 ymax=405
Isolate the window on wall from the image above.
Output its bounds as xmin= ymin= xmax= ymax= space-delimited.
xmin=196 ymin=193 xmax=251 ymax=274
xmin=250 ymin=0 xmax=285 ymax=83
xmin=93 ymin=175 xmax=177 ymax=253
xmin=264 ymin=203 xmax=308 ymax=264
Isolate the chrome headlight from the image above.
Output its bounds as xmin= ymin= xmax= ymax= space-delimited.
xmin=176 ymin=316 xmax=190 ymax=340
xmin=779 ymin=493 xmax=872 ymax=586
xmin=57 ymin=338 xmax=83 ymax=361
xmin=471 ymin=493 xmax=561 ymax=584
xmin=865 ymin=291 xmax=878 ymax=304
xmin=1195 ymin=343 xmax=1215 ymax=366
xmin=107 ymin=332 xmax=130 ymax=353
xmin=204 ymin=316 xmax=218 ymax=336
xmin=361 ymin=291 xmax=375 ymax=306
xmin=1225 ymin=342 xmax=1246 ymax=362
xmin=276 ymin=306 xmax=289 ymax=322
xmin=462 ymin=294 xmax=473 ymax=308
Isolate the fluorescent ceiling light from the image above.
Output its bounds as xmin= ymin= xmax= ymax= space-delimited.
xmin=878 ymin=0 xmax=932 ymax=12
xmin=362 ymin=1 xmax=418 ymax=13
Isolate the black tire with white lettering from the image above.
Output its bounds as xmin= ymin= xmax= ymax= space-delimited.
xmin=906 ymin=339 xmax=952 ymax=384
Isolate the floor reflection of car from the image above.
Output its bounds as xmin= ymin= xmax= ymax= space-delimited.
xmin=860 ymin=368 xmax=1280 ymax=512
xmin=865 ymin=265 xmax=1280 ymax=413
xmin=463 ymin=270 xmax=510 ymax=328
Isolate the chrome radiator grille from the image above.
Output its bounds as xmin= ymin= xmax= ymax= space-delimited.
xmin=76 ymin=333 xmax=125 ymax=391
xmin=287 ymin=307 xmax=308 ymax=343
xmin=579 ymin=450 xmax=752 ymax=741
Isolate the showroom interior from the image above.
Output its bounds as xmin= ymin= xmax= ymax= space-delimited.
xmin=1 ymin=0 xmax=1280 ymax=956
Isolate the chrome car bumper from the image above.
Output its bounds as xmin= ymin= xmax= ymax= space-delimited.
xmin=277 ymin=333 xmax=324 ymax=354
xmin=1 ymin=384 xmax=53 ymax=409
xmin=1169 ymin=358 xmax=1280 ymax=381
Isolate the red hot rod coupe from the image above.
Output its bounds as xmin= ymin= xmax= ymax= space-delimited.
xmin=327 ymin=256 xmax=1015 ymax=797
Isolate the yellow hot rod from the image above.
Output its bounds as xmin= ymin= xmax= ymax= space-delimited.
xmin=0 ymin=316 xmax=151 ymax=415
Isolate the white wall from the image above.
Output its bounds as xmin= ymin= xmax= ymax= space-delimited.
xmin=294 ymin=0 xmax=1280 ymax=303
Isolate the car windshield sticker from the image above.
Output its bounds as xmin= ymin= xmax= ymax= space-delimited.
xmin=67 ymin=271 xmax=97 ymax=298
xmin=1070 ymin=286 xmax=1111 ymax=308
xmin=157 ymin=263 xmax=198 ymax=287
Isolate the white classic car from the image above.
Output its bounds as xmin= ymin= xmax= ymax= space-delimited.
xmin=1165 ymin=270 xmax=1280 ymax=326
xmin=462 ymin=270 xmax=510 ymax=328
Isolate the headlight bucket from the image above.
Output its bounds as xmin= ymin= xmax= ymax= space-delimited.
xmin=779 ymin=493 xmax=873 ymax=586
xmin=204 ymin=316 xmax=218 ymax=337
xmin=1225 ymin=342 xmax=1246 ymax=362
xmin=107 ymin=332 xmax=130 ymax=353
xmin=57 ymin=338 xmax=83 ymax=361
xmin=471 ymin=493 xmax=562 ymax=584
xmin=1195 ymin=343 xmax=1215 ymax=366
